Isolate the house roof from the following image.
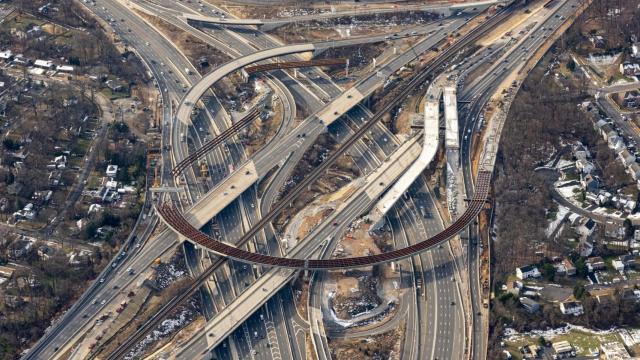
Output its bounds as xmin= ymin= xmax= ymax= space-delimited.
xmin=586 ymin=256 xmax=605 ymax=264
xmin=584 ymin=219 xmax=596 ymax=230
xmin=561 ymin=300 xmax=582 ymax=309
xmin=518 ymin=264 xmax=538 ymax=273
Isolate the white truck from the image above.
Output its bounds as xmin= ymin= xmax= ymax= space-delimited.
xmin=185 ymin=67 xmax=192 ymax=75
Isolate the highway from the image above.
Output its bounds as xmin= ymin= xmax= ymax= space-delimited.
xmin=145 ymin=3 xmax=465 ymax=359
xmin=171 ymin=135 xmax=424 ymax=359
xmin=109 ymin=2 xmax=456 ymax=360
xmin=105 ymin=4 xmax=502 ymax=358
xmin=182 ymin=0 xmax=502 ymax=30
xmin=107 ymin=3 xmax=508 ymax=360
xmin=22 ymin=0 xmax=586 ymax=359
xmin=453 ymin=1 xmax=585 ymax=359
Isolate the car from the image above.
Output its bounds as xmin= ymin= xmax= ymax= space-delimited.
xmin=332 ymin=222 xmax=338 ymax=226
xmin=451 ymin=301 xmax=455 ymax=306
xmin=136 ymin=243 xmax=141 ymax=248
xmin=111 ymin=263 xmax=117 ymax=268
xmin=99 ymin=278 xmax=105 ymax=283
xmin=101 ymin=300 xmax=106 ymax=305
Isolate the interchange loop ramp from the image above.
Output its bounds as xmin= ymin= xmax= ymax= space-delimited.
xmin=156 ymin=170 xmax=491 ymax=270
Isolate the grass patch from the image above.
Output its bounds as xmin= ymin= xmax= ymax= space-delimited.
xmin=100 ymin=88 xmax=129 ymax=101
xmin=86 ymin=172 xmax=101 ymax=190
xmin=75 ymin=138 xmax=91 ymax=154
xmin=2 ymin=15 xmax=45 ymax=32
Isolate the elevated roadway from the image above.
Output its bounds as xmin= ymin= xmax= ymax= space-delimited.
xmin=170 ymin=17 xmax=467 ymax=236
xmin=444 ymin=86 xmax=460 ymax=151
xmin=183 ymin=0 xmax=504 ymax=30
xmin=369 ymin=80 xmax=444 ymax=226
xmin=103 ymin=5 xmax=514 ymax=358
xmin=173 ymin=135 xmax=423 ymax=359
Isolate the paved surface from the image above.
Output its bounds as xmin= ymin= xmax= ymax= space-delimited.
xmin=455 ymin=1 xmax=586 ymax=359
xmin=370 ymin=80 xmax=444 ymax=224
xmin=182 ymin=1 xmax=501 ymax=29
xmin=173 ymin=137 xmax=422 ymax=359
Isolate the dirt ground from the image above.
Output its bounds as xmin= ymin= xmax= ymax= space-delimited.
xmin=210 ymin=1 xmax=450 ymax=19
xmin=270 ymin=10 xmax=438 ymax=44
xmin=242 ymin=89 xmax=284 ymax=157
xmin=273 ymin=133 xmax=360 ymax=233
xmin=329 ymin=326 xmax=403 ymax=360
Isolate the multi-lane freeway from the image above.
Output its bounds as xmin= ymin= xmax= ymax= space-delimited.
xmin=20 ymin=0 xmax=587 ymax=359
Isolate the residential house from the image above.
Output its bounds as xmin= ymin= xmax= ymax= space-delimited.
xmin=0 ymin=49 xmax=13 ymax=61
xmin=629 ymin=163 xmax=640 ymax=181
xmin=574 ymin=143 xmax=591 ymax=160
xmin=7 ymin=239 xmax=33 ymax=259
xmin=576 ymin=159 xmax=594 ymax=174
xmin=595 ymin=118 xmax=609 ymax=131
xmin=554 ymin=261 xmax=567 ymax=275
xmin=563 ymin=258 xmax=576 ymax=275
xmin=623 ymin=90 xmax=640 ymax=108
xmin=13 ymin=203 xmax=36 ymax=221
xmin=612 ymin=138 xmax=626 ymax=153
xmin=552 ymin=341 xmax=575 ymax=358
xmin=620 ymin=254 xmax=637 ymax=269
xmin=580 ymin=174 xmax=599 ymax=193
xmin=34 ymin=59 xmax=54 ymax=69
xmin=620 ymin=62 xmax=640 ymax=76
xmin=0 ymin=265 xmax=15 ymax=279
xmin=578 ymin=238 xmax=594 ymax=257
xmin=608 ymin=133 xmax=622 ymax=149
xmin=516 ymin=265 xmax=541 ymax=280
xmin=577 ymin=218 xmax=597 ymax=238
xmin=588 ymin=53 xmax=621 ymax=66
xmin=613 ymin=259 xmax=625 ymax=271
xmin=12 ymin=54 xmax=30 ymax=66
xmin=106 ymin=164 xmax=118 ymax=177
xmin=105 ymin=79 xmax=124 ymax=92
xmin=600 ymin=123 xmax=615 ymax=138
xmin=600 ymin=341 xmax=631 ymax=360
xmin=586 ymin=256 xmax=606 ymax=272
xmin=49 ymin=171 xmax=61 ymax=186
xmin=559 ymin=301 xmax=584 ymax=316
xmin=519 ymin=297 xmax=540 ymax=313
xmin=619 ymin=149 xmax=636 ymax=167
xmin=605 ymin=221 xmax=626 ymax=240
xmin=56 ymin=65 xmax=74 ymax=73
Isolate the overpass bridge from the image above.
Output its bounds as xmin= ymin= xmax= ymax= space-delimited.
xmin=171 ymin=135 xmax=424 ymax=359
xmin=157 ymin=169 xmax=491 ymax=268
xmin=183 ymin=0 xmax=503 ymax=31
xmin=169 ymin=18 xmax=468 ymax=238
xmin=369 ymin=78 xmax=444 ymax=227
